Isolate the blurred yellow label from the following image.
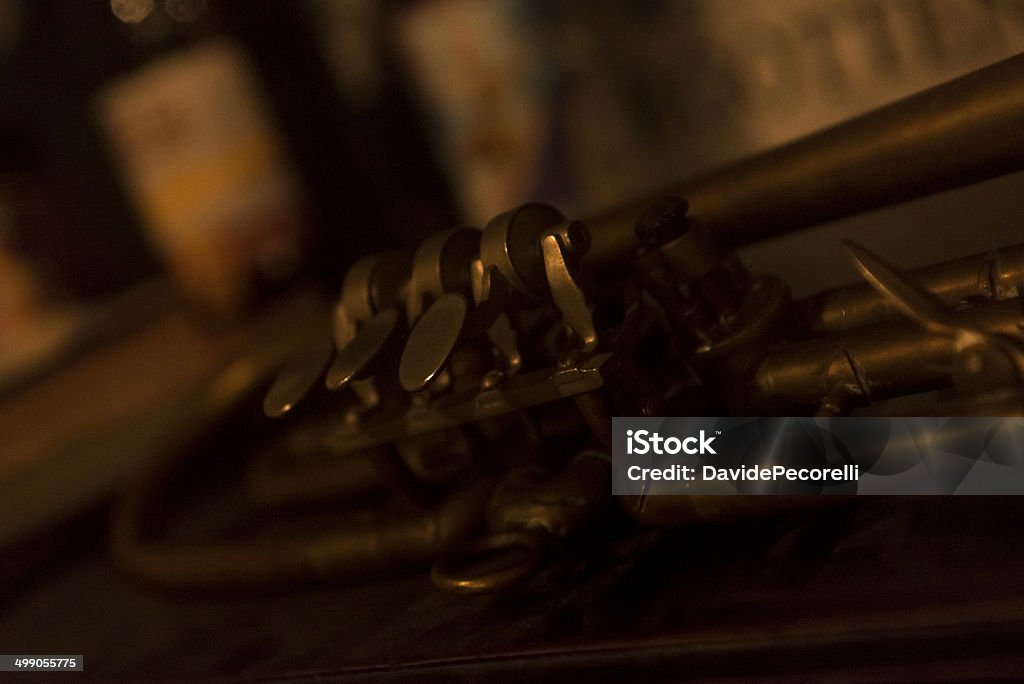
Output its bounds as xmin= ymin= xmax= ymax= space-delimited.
xmin=97 ymin=38 xmax=304 ymax=312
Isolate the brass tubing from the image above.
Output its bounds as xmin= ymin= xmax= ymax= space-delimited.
xmin=111 ymin=483 xmax=491 ymax=589
xmin=109 ymin=355 xmax=492 ymax=588
xmin=752 ymin=298 xmax=1024 ymax=410
xmin=798 ymin=242 xmax=1024 ymax=334
xmin=585 ymin=53 xmax=1024 ymax=272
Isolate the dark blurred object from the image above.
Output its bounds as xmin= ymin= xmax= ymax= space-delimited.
xmin=1 ymin=0 xmax=454 ymax=312
xmin=213 ymin=1 xmax=456 ymax=292
xmin=4 ymin=1 xmax=164 ymax=300
xmin=0 ymin=123 xmax=85 ymax=390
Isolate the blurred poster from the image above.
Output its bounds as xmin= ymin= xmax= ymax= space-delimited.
xmin=395 ymin=0 xmax=1024 ymax=223
xmin=97 ymin=39 xmax=306 ymax=313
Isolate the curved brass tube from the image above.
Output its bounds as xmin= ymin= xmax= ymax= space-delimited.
xmin=109 ymin=356 xmax=492 ymax=589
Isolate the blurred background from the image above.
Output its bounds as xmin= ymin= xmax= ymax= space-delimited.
xmin=1 ymin=0 xmax=1024 ymax=678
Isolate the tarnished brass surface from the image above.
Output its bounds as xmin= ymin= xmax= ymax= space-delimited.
xmin=326 ymin=309 xmax=403 ymax=391
xmin=753 ymin=298 xmax=1024 ymax=409
xmin=399 ymin=293 xmax=469 ymax=392
xmin=112 ymin=55 xmax=1024 ymax=594
xmin=585 ymin=54 xmax=1024 ymax=272
xmin=262 ymin=339 xmax=334 ymax=418
xmin=799 ymin=242 xmax=1024 ymax=334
